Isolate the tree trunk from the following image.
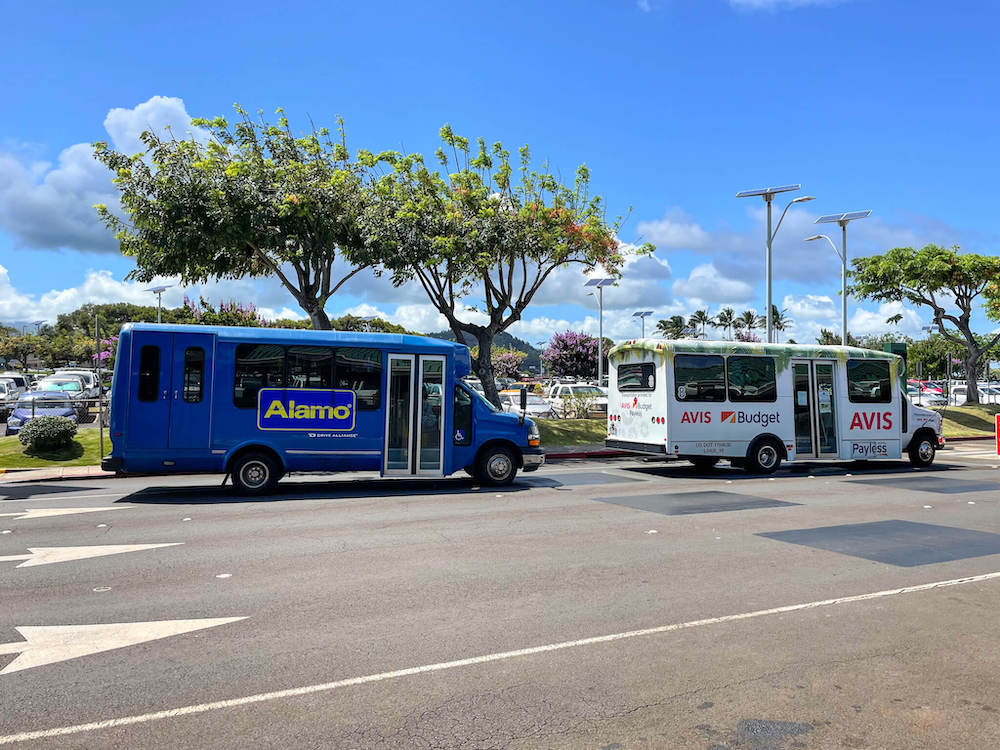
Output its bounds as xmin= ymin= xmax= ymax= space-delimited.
xmin=474 ymin=330 xmax=502 ymax=409
xmin=965 ymin=352 xmax=981 ymax=405
xmin=304 ymin=305 xmax=332 ymax=330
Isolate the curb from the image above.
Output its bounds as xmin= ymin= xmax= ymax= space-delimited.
xmin=945 ymin=435 xmax=995 ymax=443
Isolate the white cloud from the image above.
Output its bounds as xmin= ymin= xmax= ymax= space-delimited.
xmin=637 ymin=208 xmax=712 ymax=250
xmin=850 ymin=301 xmax=924 ymax=338
xmin=0 ymin=96 xmax=202 ymax=254
xmin=672 ymin=263 xmax=754 ymax=305
xmin=782 ymin=293 xmax=837 ymax=321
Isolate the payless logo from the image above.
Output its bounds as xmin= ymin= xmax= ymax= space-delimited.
xmin=850 ymin=411 xmax=893 ymax=430
xmin=257 ymin=388 xmax=356 ymax=431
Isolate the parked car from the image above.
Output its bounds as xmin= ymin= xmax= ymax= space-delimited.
xmin=498 ymin=389 xmax=557 ymax=419
xmin=53 ymin=369 xmax=101 ymax=400
xmin=0 ymin=379 xmax=19 ymax=420
xmin=5 ymin=392 xmax=78 ymax=435
xmin=545 ymin=383 xmax=608 ymax=418
xmin=0 ymin=371 xmax=29 ymax=396
xmin=35 ymin=376 xmax=89 ymax=419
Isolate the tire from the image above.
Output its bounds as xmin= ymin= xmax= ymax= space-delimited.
xmin=908 ymin=434 xmax=936 ymax=468
xmin=690 ymin=457 xmax=720 ymax=471
xmin=477 ymin=445 xmax=517 ymax=486
xmin=231 ymin=451 xmax=281 ymax=496
xmin=745 ymin=438 xmax=782 ymax=475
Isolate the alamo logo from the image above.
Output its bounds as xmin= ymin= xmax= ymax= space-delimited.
xmin=257 ymin=388 xmax=356 ymax=431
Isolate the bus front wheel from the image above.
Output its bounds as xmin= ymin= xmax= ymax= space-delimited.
xmin=746 ymin=438 xmax=782 ymax=475
xmin=908 ymin=434 xmax=936 ymax=468
xmin=232 ymin=452 xmax=281 ymax=495
xmin=477 ymin=446 xmax=517 ymax=486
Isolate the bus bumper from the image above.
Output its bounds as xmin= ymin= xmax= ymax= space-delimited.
xmin=101 ymin=456 xmax=124 ymax=472
xmin=522 ymin=448 xmax=545 ymax=472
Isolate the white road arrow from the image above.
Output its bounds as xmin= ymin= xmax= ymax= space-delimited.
xmin=0 ymin=543 xmax=182 ymax=568
xmin=0 ymin=507 xmax=131 ymax=521
xmin=0 ymin=618 xmax=246 ymax=675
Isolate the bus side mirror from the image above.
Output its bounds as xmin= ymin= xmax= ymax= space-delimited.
xmin=519 ymin=387 xmax=527 ymax=425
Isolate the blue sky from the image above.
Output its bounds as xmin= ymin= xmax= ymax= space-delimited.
xmin=1 ymin=0 xmax=997 ymax=344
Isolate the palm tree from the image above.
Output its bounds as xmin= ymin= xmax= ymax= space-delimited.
xmin=715 ymin=307 xmax=736 ymax=340
xmin=738 ymin=309 xmax=761 ymax=331
xmin=655 ymin=315 xmax=688 ymax=339
xmin=770 ymin=305 xmax=794 ymax=342
xmin=688 ymin=309 xmax=713 ymax=339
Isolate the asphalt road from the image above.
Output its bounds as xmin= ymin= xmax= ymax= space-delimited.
xmin=1 ymin=447 xmax=1000 ymax=749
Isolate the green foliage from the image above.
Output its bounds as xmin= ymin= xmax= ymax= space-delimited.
xmin=368 ymin=125 xmax=648 ymax=405
xmin=655 ymin=315 xmax=688 ymax=339
xmin=0 ymin=334 xmax=41 ymax=369
xmin=94 ymin=106 xmax=380 ymax=329
xmin=17 ymin=416 xmax=78 ymax=450
xmin=851 ymin=244 xmax=1000 ymax=402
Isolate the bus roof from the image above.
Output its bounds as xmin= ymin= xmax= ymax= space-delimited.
xmin=121 ymin=323 xmax=466 ymax=354
xmin=608 ymin=338 xmax=901 ymax=364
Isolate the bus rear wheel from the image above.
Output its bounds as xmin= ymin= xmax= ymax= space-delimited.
xmin=477 ymin=446 xmax=517 ymax=486
xmin=746 ymin=438 xmax=782 ymax=475
xmin=232 ymin=452 xmax=281 ymax=496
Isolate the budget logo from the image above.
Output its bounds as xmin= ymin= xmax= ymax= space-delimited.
xmin=257 ymin=388 xmax=356 ymax=431
xmin=721 ymin=411 xmax=737 ymax=423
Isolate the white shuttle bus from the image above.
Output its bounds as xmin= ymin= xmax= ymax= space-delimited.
xmin=605 ymin=340 xmax=943 ymax=474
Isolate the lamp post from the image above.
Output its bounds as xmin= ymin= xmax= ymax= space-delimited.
xmin=736 ymin=185 xmax=815 ymax=343
xmin=807 ymin=210 xmax=872 ymax=346
xmin=585 ymin=278 xmax=614 ymax=385
xmin=632 ymin=310 xmax=653 ymax=337
xmin=146 ymin=285 xmax=174 ymax=323
xmin=32 ymin=320 xmax=45 ymax=333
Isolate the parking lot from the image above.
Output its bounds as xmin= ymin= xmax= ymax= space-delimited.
xmin=2 ymin=447 xmax=1000 ymax=749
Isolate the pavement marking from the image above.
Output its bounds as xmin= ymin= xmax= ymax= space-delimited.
xmin=1 ymin=571 xmax=998 ymax=745
xmin=0 ymin=617 xmax=246 ymax=676
xmin=0 ymin=493 xmax=125 ymax=504
xmin=0 ymin=507 xmax=131 ymax=521
xmin=0 ymin=543 xmax=182 ymax=569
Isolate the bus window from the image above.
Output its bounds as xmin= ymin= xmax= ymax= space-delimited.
xmin=336 ymin=348 xmax=382 ymax=410
xmin=138 ymin=345 xmax=160 ymax=402
xmin=847 ymin=360 xmax=891 ymax=403
xmin=674 ymin=354 xmax=725 ymax=402
xmin=727 ymin=356 xmax=776 ymax=402
xmin=234 ymin=344 xmax=285 ymax=408
xmin=182 ymin=347 xmax=205 ymax=403
xmin=618 ymin=362 xmax=655 ymax=391
xmin=287 ymin=346 xmax=333 ymax=388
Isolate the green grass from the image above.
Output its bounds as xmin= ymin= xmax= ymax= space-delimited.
xmin=0 ymin=429 xmax=107 ymax=469
xmin=931 ymin=404 xmax=1000 ymax=438
xmin=536 ymin=418 xmax=606 ymax=447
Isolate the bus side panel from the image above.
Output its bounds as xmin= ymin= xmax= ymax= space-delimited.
xmin=212 ymin=341 xmax=384 ymax=474
xmin=837 ymin=364 xmax=902 ymax=460
xmin=668 ymin=360 xmax=795 ymax=460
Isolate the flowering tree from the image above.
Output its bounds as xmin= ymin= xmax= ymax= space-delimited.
xmin=541 ymin=331 xmax=609 ymax=379
xmin=184 ymin=296 xmax=267 ymax=327
xmin=469 ymin=345 xmax=527 ymax=380
xmin=92 ymin=335 xmax=119 ymax=369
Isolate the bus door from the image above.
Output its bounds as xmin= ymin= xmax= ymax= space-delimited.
xmin=167 ymin=332 xmax=214 ymax=450
xmin=126 ymin=330 xmax=173 ymax=451
xmin=384 ymin=354 xmax=446 ymax=476
xmin=791 ymin=359 xmax=838 ymax=459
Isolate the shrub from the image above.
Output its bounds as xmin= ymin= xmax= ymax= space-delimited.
xmin=17 ymin=416 xmax=78 ymax=450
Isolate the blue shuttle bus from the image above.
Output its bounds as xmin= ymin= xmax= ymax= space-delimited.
xmin=103 ymin=324 xmax=544 ymax=494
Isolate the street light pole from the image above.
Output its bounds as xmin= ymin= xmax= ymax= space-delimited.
xmin=811 ymin=211 xmax=872 ymax=346
xmin=632 ymin=310 xmax=653 ymax=338
xmin=146 ymin=285 xmax=174 ymax=323
xmin=737 ymin=185 xmax=814 ymax=343
xmin=585 ymin=278 xmax=615 ymax=385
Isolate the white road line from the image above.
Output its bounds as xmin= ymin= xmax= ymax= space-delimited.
xmin=2 ymin=570 xmax=998 ymax=745
xmin=0 ymin=493 xmax=125 ymax=504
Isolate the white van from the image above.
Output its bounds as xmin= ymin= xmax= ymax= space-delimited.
xmin=606 ymin=340 xmax=942 ymax=473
